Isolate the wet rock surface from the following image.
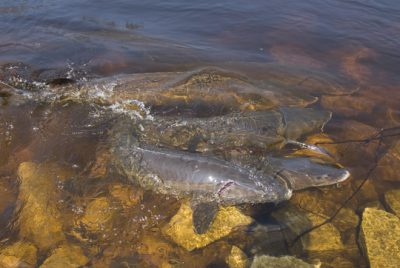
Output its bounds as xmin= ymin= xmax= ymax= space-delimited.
xmin=16 ymin=162 xmax=71 ymax=251
xmin=359 ymin=208 xmax=400 ymax=268
xmin=226 ymin=246 xmax=248 ymax=268
xmin=0 ymin=241 xmax=37 ymax=268
xmin=39 ymin=244 xmax=88 ymax=268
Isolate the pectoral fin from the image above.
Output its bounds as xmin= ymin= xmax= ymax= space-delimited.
xmin=191 ymin=202 xmax=219 ymax=234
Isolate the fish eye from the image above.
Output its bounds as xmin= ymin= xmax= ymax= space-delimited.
xmin=316 ymin=174 xmax=329 ymax=180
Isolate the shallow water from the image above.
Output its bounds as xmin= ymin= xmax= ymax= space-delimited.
xmin=0 ymin=1 xmax=400 ymax=267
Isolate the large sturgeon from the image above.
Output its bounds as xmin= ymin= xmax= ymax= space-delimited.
xmin=110 ymin=120 xmax=350 ymax=233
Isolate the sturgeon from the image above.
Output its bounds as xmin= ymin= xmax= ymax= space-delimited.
xmin=110 ymin=121 xmax=350 ymax=233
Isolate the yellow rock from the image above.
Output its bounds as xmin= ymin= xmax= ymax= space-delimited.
xmin=17 ymin=162 xmax=69 ymax=251
xmin=359 ymin=208 xmax=400 ymax=268
xmin=163 ymin=202 xmax=253 ymax=251
xmin=0 ymin=241 xmax=37 ymax=268
xmin=109 ymin=183 xmax=143 ymax=208
xmin=384 ymin=189 xmax=400 ymax=216
xmin=81 ymin=197 xmax=115 ymax=232
xmin=250 ymin=255 xmax=317 ymax=268
xmin=304 ymin=214 xmax=344 ymax=252
xmin=39 ymin=244 xmax=88 ymax=268
xmin=226 ymin=246 xmax=248 ymax=268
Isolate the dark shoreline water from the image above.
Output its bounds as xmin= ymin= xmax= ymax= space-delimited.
xmin=1 ymin=1 xmax=400 ymax=267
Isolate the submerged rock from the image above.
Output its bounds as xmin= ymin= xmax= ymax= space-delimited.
xmin=359 ymin=208 xmax=400 ymax=268
xmin=384 ymin=189 xmax=400 ymax=216
xmin=340 ymin=47 xmax=376 ymax=84
xmin=290 ymin=191 xmax=359 ymax=233
xmin=324 ymin=256 xmax=355 ymax=268
xmin=136 ymin=235 xmax=177 ymax=268
xmin=39 ymin=244 xmax=88 ymax=268
xmin=225 ymin=246 xmax=248 ymax=268
xmin=162 ymin=201 xmax=253 ymax=251
xmin=109 ymin=183 xmax=143 ymax=208
xmin=272 ymin=204 xmax=344 ymax=254
xmin=327 ymin=120 xmax=378 ymax=166
xmin=372 ymin=141 xmax=400 ymax=182
xmin=321 ymin=95 xmax=375 ymax=118
xmin=304 ymin=214 xmax=344 ymax=252
xmin=16 ymin=162 xmax=71 ymax=251
xmin=80 ymin=197 xmax=117 ymax=232
xmin=0 ymin=241 xmax=37 ymax=268
xmin=250 ymin=255 xmax=317 ymax=268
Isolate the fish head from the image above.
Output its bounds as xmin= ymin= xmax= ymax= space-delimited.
xmin=271 ymin=157 xmax=350 ymax=190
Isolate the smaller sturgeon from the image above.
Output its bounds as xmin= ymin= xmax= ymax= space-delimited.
xmin=139 ymin=107 xmax=332 ymax=154
xmin=110 ymin=122 xmax=350 ymax=233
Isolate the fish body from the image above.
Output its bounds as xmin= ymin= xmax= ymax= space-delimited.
xmin=139 ymin=107 xmax=332 ymax=153
xmin=113 ymin=141 xmax=292 ymax=206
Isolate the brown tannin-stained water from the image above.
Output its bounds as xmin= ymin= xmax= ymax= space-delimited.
xmin=1 ymin=1 xmax=400 ymax=267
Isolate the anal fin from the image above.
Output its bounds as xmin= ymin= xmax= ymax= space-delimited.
xmin=191 ymin=202 xmax=219 ymax=234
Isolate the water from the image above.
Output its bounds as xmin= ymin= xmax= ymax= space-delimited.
xmin=0 ymin=1 xmax=400 ymax=267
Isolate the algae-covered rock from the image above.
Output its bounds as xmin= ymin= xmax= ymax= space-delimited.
xmin=372 ymin=142 xmax=400 ymax=182
xmin=39 ymin=244 xmax=88 ymax=268
xmin=359 ymin=208 xmax=400 ymax=268
xmin=0 ymin=241 xmax=37 ymax=268
xmin=17 ymin=162 xmax=70 ymax=250
xmin=226 ymin=246 xmax=248 ymax=268
xmin=384 ymin=189 xmax=400 ymax=216
xmin=250 ymin=255 xmax=317 ymax=268
xmin=80 ymin=197 xmax=116 ymax=232
xmin=163 ymin=202 xmax=253 ymax=251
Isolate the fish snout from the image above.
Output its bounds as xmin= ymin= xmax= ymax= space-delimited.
xmin=271 ymin=157 xmax=351 ymax=191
